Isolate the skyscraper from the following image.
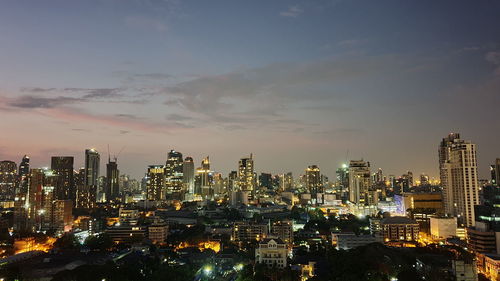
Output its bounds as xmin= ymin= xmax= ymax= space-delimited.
xmin=494 ymin=158 xmax=500 ymax=186
xmin=196 ymin=156 xmax=213 ymax=198
xmin=348 ymin=160 xmax=371 ymax=205
xmin=165 ymin=150 xmax=184 ymax=195
xmin=18 ymin=155 xmax=30 ymax=193
xmin=147 ymin=165 xmax=165 ymax=201
xmin=77 ymin=149 xmax=99 ymax=208
xmin=106 ymin=157 xmax=119 ymax=202
xmin=238 ymin=154 xmax=255 ymax=197
xmin=0 ymin=160 xmax=17 ymax=200
xmin=305 ymin=165 xmax=322 ymax=199
xmin=439 ymin=133 xmax=479 ymax=227
xmin=51 ymin=156 xmax=74 ymax=201
xmin=183 ymin=157 xmax=195 ymax=194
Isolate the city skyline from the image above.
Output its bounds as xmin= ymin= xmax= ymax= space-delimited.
xmin=1 ymin=0 xmax=500 ymax=179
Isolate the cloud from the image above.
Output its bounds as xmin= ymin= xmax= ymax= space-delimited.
xmin=6 ymin=95 xmax=82 ymax=108
xmin=279 ymin=6 xmax=303 ymax=18
xmin=485 ymin=51 xmax=500 ymax=65
xmin=166 ymin=113 xmax=192 ymax=121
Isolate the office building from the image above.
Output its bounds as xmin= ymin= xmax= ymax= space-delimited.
xmin=271 ymin=220 xmax=294 ymax=245
xmin=439 ymin=133 xmax=479 ymax=227
xmin=232 ymin=221 xmax=268 ymax=242
xmin=238 ymin=154 xmax=255 ymax=197
xmin=51 ymin=156 xmax=74 ymax=201
xmin=183 ymin=157 xmax=195 ymax=194
xmin=105 ymin=157 xmax=120 ymax=202
xmin=0 ymin=160 xmax=17 ymax=200
xmin=165 ymin=150 xmax=184 ymax=195
xmin=146 ymin=165 xmax=165 ymax=201
xmin=305 ymin=165 xmax=322 ymax=200
xmin=430 ymin=217 xmax=457 ymax=240
xmin=348 ymin=160 xmax=371 ymax=205
xmin=76 ymin=149 xmax=99 ymax=209
xmin=381 ymin=216 xmax=420 ymax=243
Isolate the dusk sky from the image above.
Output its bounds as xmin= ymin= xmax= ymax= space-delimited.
xmin=1 ymin=0 xmax=499 ymax=180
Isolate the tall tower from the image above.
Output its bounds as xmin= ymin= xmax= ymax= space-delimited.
xmin=439 ymin=133 xmax=479 ymax=227
xmin=0 ymin=160 xmax=17 ymax=200
xmin=305 ymin=165 xmax=322 ymax=199
xmin=183 ymin=157 xmax=195 ymax=194
xmin=51 ymin=156 xmax=74 ymax=201
xmin=18 ymin=155 xmax=30 ymax=193
xmin=348 ymin=160 xmax=371 ymax=205
xmin=77 ymin=149 xmax=99 ymax=208
xmin=106 ymin=157 xmax=119 ymax=202
xmin=147 ymin=165 xmax=165 ymax=201
xmin=165 ymin=150 xmax=184 ymax=194
xmin=238 ymin=154 xmax=255 ymax=196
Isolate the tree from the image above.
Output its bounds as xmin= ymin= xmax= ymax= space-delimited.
xmin=84 ymin=233 xmax=113 ymax=251
xmin=54 ymin=233 xmax=80 ymax=250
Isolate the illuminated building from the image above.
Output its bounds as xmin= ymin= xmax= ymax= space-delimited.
xmin=281 ymin=172 xmax=293 ymax=191
xmin=105 ymin=224 xmax=147 ymax=243
xmin=27 ymin=168 xmax=58 ymax=231
xmin=147 ymin=165 xmax=165 ymax=201
xmin=0 ymin=160 xmax=17 ymax=200
xmin=195 ymin=156 xmax=213 ymax=198
xmin=439 ymin=133 xmax=479 ymax=227
xmin=45 ymin=200 xmax=73 ymax=233
xmin=255 ymin=238 xmax=288 ymax=268
xmin=430 ymin=217 xmax=457 ymax=240
xmin=420 ymin=174 xmax=430 ymax=186
xmin=105 ymin=157 xmax=120 ymax=202
xmin=271 ymin=220 xmax=293 ymax=245
xmin=76 ymin=149 xmax=99 ymax=209
xmin=336 ymin=165 xmax=349 ymax=188
xmin=50 ymin=156 xmax=74 ymax=201
xmin=228 ymin=171 xmax=238 ymax=192
xmin=381 ymin=216 xmax=419 ymax=243
xmin=213 ymin=173 xmax=225 ymax=196
xmin=238 ymin=154 xmax=255 ymax=197
xmin=232 ymin=221 xmax=268 ymax=242
xmin=348 ymin=160 xmax=371 ymax=205
xmin=305 ymin=165 xmax=322 ymax=201
xmin=13 ymin=194 xmax=29 ymax=232
xmin=494 ymin=158 xmax=500 ymax=186
xmin=165 ymin=150 xmax=184 ymax=195
xmin=183 ymin=157 xmax=195 ymax=194
xmin=18 ymin=155 xmax=30 ymax=193
xmin=148 ymin=220 xmax=168 ymax=244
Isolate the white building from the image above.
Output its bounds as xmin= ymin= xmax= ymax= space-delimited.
xmin=255 ymin=238 xmax=288 ymax=268
xmin=430 ymin=217 xmax=457 ymax=240
xmin=438 ymin=133 xmax=479 ymax=227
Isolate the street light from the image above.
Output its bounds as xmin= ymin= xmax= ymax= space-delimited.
xmin=203 ymin=265 xmax=212 ymax=275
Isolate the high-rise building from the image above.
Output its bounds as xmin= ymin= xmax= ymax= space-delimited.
xmin=439 ymin=133 xmax=479 ymax=227
xmin=336 ymin=164 xmax=349 ymax=187
xmin=183 ymin=157 xmax=195 ymax=194
xmin=348 ymin=160 xmax=371 ymax=205
xmin=0 ymin=160 xmax=17 ymax=200
xmin=238 ymin=154 xmax=255 ymax=196
xmin=195 ymin=156 xmax=213 ymax=198
xmin=77 ymin=149 xmax=99 ymax=209
xmin=105 ymin=158 xmax=119 ymax=202
xmin=147 ymin=165 xmax=165 ymax=201
xmin=18 ymin=155 xmax=30 ymax=193
xmin=27 ymin=168 xmax=57 ymax=231
xmin=259 ymin=173 xmax=272 ymax=189
xmin=494 ymin=158 xmax=500 ymax=186
xmin=305 ymin=165 xmax=322 ymax=199
xmin=165 ymin=150 xmax=184 ymax=195
xmin=51 ymin=156 xmax=74 ymax=201
xmin=281 ymin=172 xmax=293 ymax=191
xmin=228 ymin=171 xmax=238 ymax=192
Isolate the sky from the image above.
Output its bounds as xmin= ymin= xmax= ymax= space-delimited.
xmin=1 ymin=0 xmax=500 ymax=180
